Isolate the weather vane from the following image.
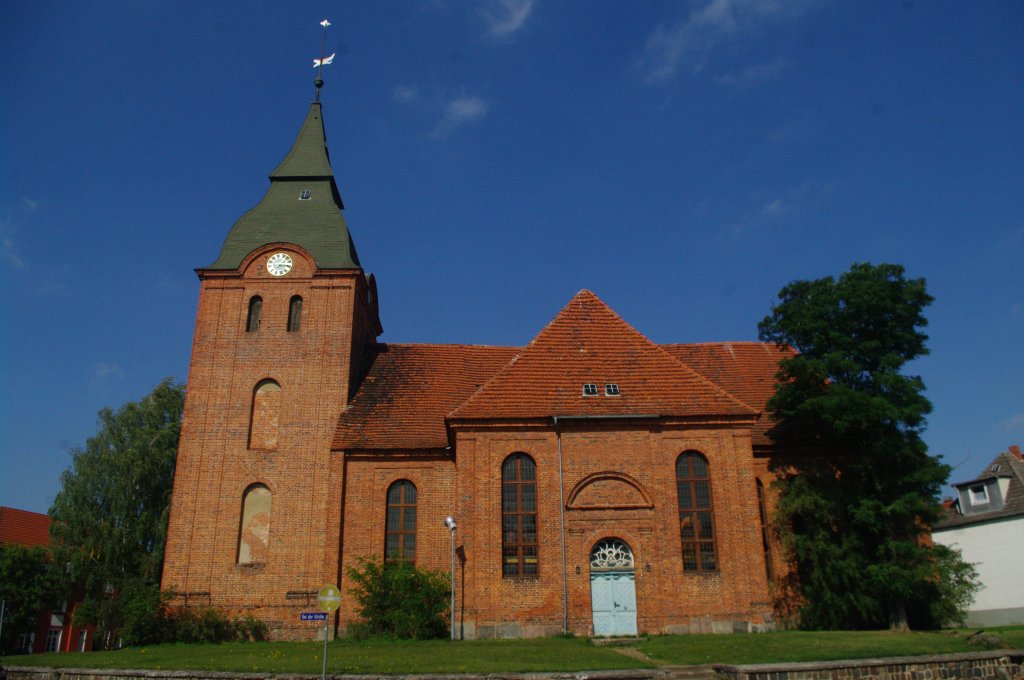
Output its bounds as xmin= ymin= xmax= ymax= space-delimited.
xmin=313 ymin=18 xmax=335 ymax=101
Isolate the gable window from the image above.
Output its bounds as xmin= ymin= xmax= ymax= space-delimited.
xmin=676 ymin=451 xmax=717 ymax=572
xmin=502 ymin=453 xmax=538 ymax=576
xmin=238 ymin=484 xmax=272 ymax=564
xmin=604 ymin=383 xmax=620 ymax=396
xmin=299 ymin=189 xmax=311 ymax=200
xmin=248 ymin=379 xmax=281 ymax=450
xmin=246 ymin=296 xmax=262 ymax=332
xmin=384 ymin=480 xmax=417 ymax=563
xmin=287 ymin=295 xmax=303 ymax=332
xmin=968 ymin=484 xmax=989 ymax=505
xmin=582 ymin=383 xmax=598 ymax=396
xmin=756 ymin=479 xmax=773 ymax=582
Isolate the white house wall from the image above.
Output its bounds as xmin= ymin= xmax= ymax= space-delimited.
xmin=933 ymin=515 xmax=1024 ymax=626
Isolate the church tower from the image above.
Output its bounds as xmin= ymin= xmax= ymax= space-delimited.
xmin=162 ymin=93 xmax=380 ymax=637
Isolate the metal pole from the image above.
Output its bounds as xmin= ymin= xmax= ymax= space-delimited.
xmin=321 ymin=620 xmax=328 ymax=680
xmin=450 ymin=526 xmax=456 ymax=640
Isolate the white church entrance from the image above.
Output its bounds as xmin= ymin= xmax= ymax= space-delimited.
xmin=589 ymin=538 xmax=637 ymax=636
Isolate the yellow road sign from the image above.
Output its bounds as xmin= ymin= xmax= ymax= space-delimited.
xmin=317 ymin=584 xmax=341 ymax=613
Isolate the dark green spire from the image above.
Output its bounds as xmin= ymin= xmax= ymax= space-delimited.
xmin=206 ymin=102 xmax=361 ymax=270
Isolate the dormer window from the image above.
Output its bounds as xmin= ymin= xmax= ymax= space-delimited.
xmin=605 ymin=383 xmax=620 ymax=396
xmin=299 ymin=190 xmax=311 ymax=200
xmin=968 ymin=484 xmax=989 ymax=505
xmin=582 ymin=383 xmax=598 ymax=396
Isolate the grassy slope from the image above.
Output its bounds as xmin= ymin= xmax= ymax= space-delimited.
xmin=4 ymin=627 xmax=1022 ymax=673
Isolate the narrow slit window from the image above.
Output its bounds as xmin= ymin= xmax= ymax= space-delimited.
xmin=604 ymin=383 xmax=620 ymax=396
xmin=756 ymin=479 xmax=773 ymax=582
xmin=246 ymin=296 xmax=262 ymax=333
xmin=287 ymin=295 xmax=303 ymax=332
xmin=299 ymin=190 xmax=311 ymax=200
xmin=582 ymin=383 xmax=598 ymax=396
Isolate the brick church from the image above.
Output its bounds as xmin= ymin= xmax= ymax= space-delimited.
xmin=161 ymin=93 xmax=795 ymax=640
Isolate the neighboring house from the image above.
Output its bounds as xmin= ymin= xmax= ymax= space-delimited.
xmin=161 ymin=89 xmax=799 ymax=640
xmin=932 ymin=445 xmax=1024 ymax=627
xmin=0 ymin=506 xmax=94 ymax=653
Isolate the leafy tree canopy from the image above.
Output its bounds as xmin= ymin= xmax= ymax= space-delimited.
xmin=48 ymin=378 xmax=185 ymax=646
xmin=0 ymin=544 xmax=64 ymax=652
xmin=758 ymin=263 xmax=976 ymax=630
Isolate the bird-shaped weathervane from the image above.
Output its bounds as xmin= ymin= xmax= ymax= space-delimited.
xmin=313 ymin=19 xmax=334 ymax=101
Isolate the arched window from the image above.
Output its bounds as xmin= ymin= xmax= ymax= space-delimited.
xmin=238 ymin=484 xmax=271 ymax=564
xmin=756 ymin=479 xmax=773 ymax=582
xmin=248 ymin=379 xmax=281 ymax=450
xmin=676 ymin=451 xmax=716 ymax=572
xmin=287 ymin=295 xmax=303 ymax=332
xmin=384 ymin=480 xmax=416 ymax=563
xmin=502 ymin=453 xmax=538 ymax=576
xmin=246 ymin=296 xmax=262 ymax=332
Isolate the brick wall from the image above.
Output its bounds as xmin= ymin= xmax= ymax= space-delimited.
xmin=161 ymin=244 xmax=372 ymax=639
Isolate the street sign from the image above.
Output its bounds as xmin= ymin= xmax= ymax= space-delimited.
xmin=317 ymin=584 xmax=341 ymax=612
xmin=301 ymin=612 xmax=329 ymax=621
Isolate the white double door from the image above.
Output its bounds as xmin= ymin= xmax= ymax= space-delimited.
xmin=590 ymin=570 xmax=637 ymax=636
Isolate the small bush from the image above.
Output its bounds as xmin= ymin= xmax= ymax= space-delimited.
xmin=113 ymin=584 xmax=267 ymax=645
xmin=347 ymin=556 xmax=449 ymax=639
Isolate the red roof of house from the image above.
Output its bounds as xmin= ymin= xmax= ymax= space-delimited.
xmin=451 ymin=290 xmax=755 ymax=421
xmin=335 ymin=291 xmax=792 ymax=450
xmin=0 ymin=506 xmax=52 ymax=547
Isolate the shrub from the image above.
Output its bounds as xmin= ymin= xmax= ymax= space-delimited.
xmin=346 ymin=557 xmax=449 ymax=639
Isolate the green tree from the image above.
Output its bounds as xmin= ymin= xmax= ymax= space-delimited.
xmin=346 ymin=557 xmax=450 ymax=639
xmin=0 ymin=544 xmax=64 ymax=653
xmin=48 ymin=378 xmax=185 ymax=647
xmin=758 ymin=262 xmax=976 ymax=630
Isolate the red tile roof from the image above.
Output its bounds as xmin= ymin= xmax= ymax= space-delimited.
xmin=451 ymin=290 xmax=756 ymax=421
xmin=333 ymin=343 xmax=519 ymax=450
xmin=334 ymin=291 xmax=794 ymax=450
xmin=0 ymin=506 xmax=52 ymax=547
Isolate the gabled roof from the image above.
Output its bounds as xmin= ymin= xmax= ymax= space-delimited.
xmin=206 ymin=102 xmax=361 ymax=271
xmin=0 ymin=506 xmax=51 ymax=547
xmin=449 ymin=290 xmax=756 ymax=421
xmin=334 ymin=344 xmax=519 ymax=450
xmin=935 ymin=448 xmax=1024 ymax=529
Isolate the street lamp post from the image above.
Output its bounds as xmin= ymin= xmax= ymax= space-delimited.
xmin=444 ymin=515 xmax=457 ymax=640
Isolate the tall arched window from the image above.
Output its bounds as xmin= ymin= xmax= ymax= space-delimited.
xmin=384 ymin=480 xmax=416 ymax=563
xmin=246 ymin=296 xmax=262 ymax=332
xmin=756 ymin=479 xmax=773 ymax=582
xmin=238 ymin=484 xmax=271 ymax=564
xmin=502 ymin=453 xmax=538 ymax=576
xmin=248 ymin=379 xmax=281 ymax=450
xmin=676 ymin=451 xmax=716 ymax=572
xmin=287 ymin=295 xmax=303 ymax=332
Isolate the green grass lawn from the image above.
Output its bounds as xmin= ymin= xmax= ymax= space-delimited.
xmin=3 ymin=637 xmax=651 ymax=674
xmin=4 ymin=627 xmax=1022 ymax=674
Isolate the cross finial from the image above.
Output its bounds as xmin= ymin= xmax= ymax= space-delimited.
xmin=313 ymin=19 xmax=333 ymax=102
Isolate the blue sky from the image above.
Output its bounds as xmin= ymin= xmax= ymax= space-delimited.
xmin=1 ymin=1 xmax=1022 ymax=514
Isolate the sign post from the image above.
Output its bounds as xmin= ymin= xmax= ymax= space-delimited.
xmin=316 ymin=584 xmax=342 ymax=680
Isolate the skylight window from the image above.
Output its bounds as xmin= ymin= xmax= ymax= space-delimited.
xmin=605 ymin=383 xmax=620 ymax=396
xmin=582 ymin=383 xmax=598 ymax=396
xmin=299 ymin=190 xmax=311 ymax=200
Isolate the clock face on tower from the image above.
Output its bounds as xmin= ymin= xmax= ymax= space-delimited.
xmin=266 ymin=252 xmax=293 ymax=276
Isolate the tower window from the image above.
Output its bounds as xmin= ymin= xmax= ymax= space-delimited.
xmin=248 ymin=379 xmax=281 ymax=450
xmin=238 ymin=484 xmax=272 ymax=564
xmin=246 ymin=296 xmax=262 ymax=332
xmin=604 ymin=383 xmax=620 ymax=396
xmin=582 ymin=383 xmax=598 ymax=396
xmin=299 ymin=190 xmax=311 ymax=200
xmin=287 ymin=295 xmax=303 ymax=332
